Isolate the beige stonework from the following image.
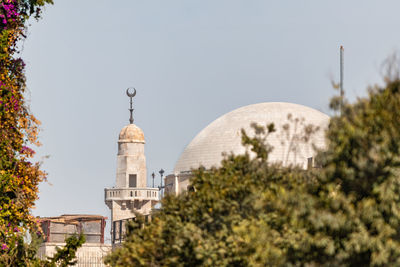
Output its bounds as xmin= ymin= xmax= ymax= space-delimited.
xmin=38 ymin=243 xmax=111 ymax=267
xmin=105 ymin=123 xmax=159 ymax=245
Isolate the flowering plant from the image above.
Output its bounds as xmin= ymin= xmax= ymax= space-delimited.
xmin=0 ymin=0 xmax=53 ymax=264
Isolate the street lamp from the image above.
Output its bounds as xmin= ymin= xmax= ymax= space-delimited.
xmin=159 ymin=169 xmax=165 ymax=198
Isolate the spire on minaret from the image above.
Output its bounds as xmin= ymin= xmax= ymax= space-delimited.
xmin=126 ymin=87 xmax=136 ymax=124
xmin=105 ymin=88 xmax=159 ymax=245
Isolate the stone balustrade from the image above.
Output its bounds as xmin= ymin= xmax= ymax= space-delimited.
xmin=104 ymin=188 xmax=159 ymax=202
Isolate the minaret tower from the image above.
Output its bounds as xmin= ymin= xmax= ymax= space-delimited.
xmin=105 ymin=88 xmax=159 ymax=245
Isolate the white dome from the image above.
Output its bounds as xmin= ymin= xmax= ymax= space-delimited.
xmin=174 ymin=102 xmax=330 ymax=173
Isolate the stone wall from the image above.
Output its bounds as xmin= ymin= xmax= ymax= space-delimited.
xmin=38 ymin=243 xmax=112 ymax=267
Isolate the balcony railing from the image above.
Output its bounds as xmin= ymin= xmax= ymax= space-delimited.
xmin=104 ymin=188 xmax=159 ymax=202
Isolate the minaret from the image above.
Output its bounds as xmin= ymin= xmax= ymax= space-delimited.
xmin=105 ymin=88 xmax=159 ymax=245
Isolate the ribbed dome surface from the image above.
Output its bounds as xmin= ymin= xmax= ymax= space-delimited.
xmin=174 ymin=102 xmax=330 ymax=173
xmin=119 ymin=124 xmax=145 ymax=143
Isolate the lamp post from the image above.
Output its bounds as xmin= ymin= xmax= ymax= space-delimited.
xmin=159 ymin=169 xmax=165 ymax=198
xmin=151 ymin=172 xmax=155 ymax=188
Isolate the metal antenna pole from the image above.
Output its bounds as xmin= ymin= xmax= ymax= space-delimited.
xmin=126 ymin=87 xmax=136 ymax=124
xmin=340 ymin=46 xmax=344 ymax=115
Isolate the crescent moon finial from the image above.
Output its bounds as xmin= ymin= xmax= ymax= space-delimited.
xmin=126 ymin=87 xmax=136 ymax=124
xmin=126 ymin=87 xmax=136 ymax=97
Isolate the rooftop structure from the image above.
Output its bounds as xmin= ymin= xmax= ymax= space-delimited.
xmin=37 ymin=214 xmax=111 ymax=267
xmin=39 ymin=214 xmax=106 ymax=244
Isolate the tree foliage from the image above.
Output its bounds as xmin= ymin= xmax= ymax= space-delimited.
xmin=0 ymin=0 xmax=52 ymax=251
xmin=0 ymin=0 xmax=86 ymax=266
xmin=106 ymin=78 xmax=400 ymax=266
xmin=43 ymin=234 xmax=86 ymax=267
xmin=0 ymin=232 xmax=85 ymax=266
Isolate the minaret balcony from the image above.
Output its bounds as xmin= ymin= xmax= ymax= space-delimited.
xmin=104 ymin=188 xmax=159 ymax=202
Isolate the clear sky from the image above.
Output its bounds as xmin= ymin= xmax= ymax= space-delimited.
xmin=22 ymin=0 xmax=400 ymax=242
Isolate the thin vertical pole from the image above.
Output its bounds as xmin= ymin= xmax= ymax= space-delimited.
xmin=159 ymin=169 xmax=164 ymax=198
xmin=340 ymin=46 xmax=344 ymax=115
xmin=119 ymin=220 xmax=122 ymax=243
xmin=112 ymin=221 xmax=115 ymax=244
xmin=129 ymin=96 xmax=134 ymax=124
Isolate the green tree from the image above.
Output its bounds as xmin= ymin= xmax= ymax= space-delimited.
xmin=43 ymin=234 xmax=86 ymax=267
xmin=105 ymin=77 xmax=400 ymax=266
